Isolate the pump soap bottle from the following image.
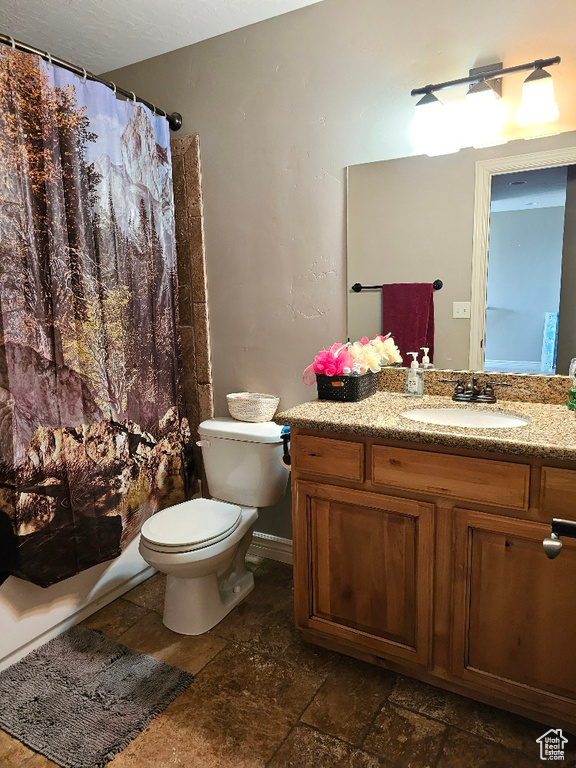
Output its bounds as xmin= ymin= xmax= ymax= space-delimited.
xmin=405 ymin=352 xmax=424 ymax=398
xmin=420 ymin=347 xmax=434 ymax=369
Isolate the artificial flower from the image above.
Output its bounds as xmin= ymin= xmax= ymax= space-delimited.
xmin=348 ymin=341 xmax=382 ymax=374
xmin=302 ymin=342 xmax=354 ymax=385
xmin=369 ymin=333 xmax=402 ymax=365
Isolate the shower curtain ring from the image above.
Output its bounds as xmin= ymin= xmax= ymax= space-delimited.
xmin=81 ymin=67 xmax=87 ymax=83
xmin=129 ymin=91 xmax=137 ymax=104
xmin=111 ymin=82 xmax=117 ymax=94
xmin=9 ymin=36 xmax=16 ymax=49
xmin=46 ymin=52 xmax=52 ymax=64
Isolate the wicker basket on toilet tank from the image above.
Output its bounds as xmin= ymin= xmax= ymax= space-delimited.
xmin=226 ymin=392 xmax=280 ymax=422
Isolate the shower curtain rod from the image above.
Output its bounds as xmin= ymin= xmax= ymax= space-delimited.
xmin=0 ymin=33 xmax=182 ymax=131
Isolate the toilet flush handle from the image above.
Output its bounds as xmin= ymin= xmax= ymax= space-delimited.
xmin=195 ymin=439 xmax=211 ymax=448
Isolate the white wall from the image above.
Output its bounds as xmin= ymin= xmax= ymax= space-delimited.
xmin=485 ymin=207 xmax=565 ymax=364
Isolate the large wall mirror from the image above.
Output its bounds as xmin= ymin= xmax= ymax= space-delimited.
xmin=347 ymin=130 xmax=576 ymax=375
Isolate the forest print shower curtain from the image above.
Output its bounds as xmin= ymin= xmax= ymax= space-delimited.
xmin=0 ymin=47 xmax=192 ymax=587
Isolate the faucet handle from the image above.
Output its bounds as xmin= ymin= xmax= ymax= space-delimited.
xmin=440 ymin=378 xmax=466 ymax=400
xmin=476 ymin=381 xmax=512 ymax=403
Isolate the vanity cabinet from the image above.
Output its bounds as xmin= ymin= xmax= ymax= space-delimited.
xmin=451 ymin=509 xmax=576 ymax=712
xmin=291 ymin=427 xmax=576 ymax=731
xmin=294 ymin=481 xmax=434 ymax=666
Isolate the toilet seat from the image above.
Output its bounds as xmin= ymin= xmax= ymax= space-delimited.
xmin=140 ymin=498 xmax=242 ymax=554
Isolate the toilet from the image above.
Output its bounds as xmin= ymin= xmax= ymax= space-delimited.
xmin=139 ymin=417 xmax=289 ymax=635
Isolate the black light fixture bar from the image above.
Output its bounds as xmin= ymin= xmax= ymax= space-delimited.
xmin=411 ymin=56 xmax=560 ymax=97
xmin=0 ymin=32 xmax=183 ymax=131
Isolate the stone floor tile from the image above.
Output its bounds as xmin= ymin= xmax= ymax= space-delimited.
xmin=112 ymin=643 xmax=323 ymax=767
xmin=108 ymin=710 xmax=259 ymax=768
xmin=389 ymin=675 xmax=559 ymax=757
xmin=214 ymin=584 xmax=338 ymax=678
xmin=122 ymin=572 xmax=166 ymax=614
xmin=363 ymin=701 xmax=447 ymax=767
xmin=268 ymin=724 xmax=385 ymax=768
xmin=214 ymin=599 xmax=342 ymax=677
xmin=436 ymin=728 xmax=552 ymax=768
xmin=80 ymin=597 xmax=149 ymax=640
xmin=301 ymin=656 xmax=396 ymax=745
xmin=253 ymin=558 xmax=294 ymax=589
xmin=0 ymin=730 xmax=35 ymax=768
xmin=117 ymin=610 xmax=228 ymax=674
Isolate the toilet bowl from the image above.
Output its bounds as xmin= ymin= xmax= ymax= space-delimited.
xmin=139 ymin=417 xmax=289 ymax=635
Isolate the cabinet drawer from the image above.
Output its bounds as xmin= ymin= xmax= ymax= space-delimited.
xmin=294 ymin=435 xmax=364 ymax=481
xmin=540 ymin=467 xmax=576 ymax=519
xmin=372 ymin=445 xmax=529 ymax=509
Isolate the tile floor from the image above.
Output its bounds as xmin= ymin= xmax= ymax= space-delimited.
xmin=1 ymin=557 xmax=575 ymax=768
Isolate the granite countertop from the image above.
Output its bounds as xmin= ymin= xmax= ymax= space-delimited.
xmin=275 ymin=391 xmax=576 ymax=462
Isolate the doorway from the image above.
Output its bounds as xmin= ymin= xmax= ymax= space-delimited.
xmin=484 ymin=166 xmax=567 ymax=374
xmin=469 ymin=146 xmax=576 ymax=374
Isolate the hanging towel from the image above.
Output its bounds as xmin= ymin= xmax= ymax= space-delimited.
xmin=382 ymin=283 xmax=435 ymax=367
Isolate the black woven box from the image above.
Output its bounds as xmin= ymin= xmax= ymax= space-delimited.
xmin=316 ymin=371 xmax=378 ymax=402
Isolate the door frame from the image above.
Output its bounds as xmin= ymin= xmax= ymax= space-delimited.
xmin=469 ymin=146 xmax=576 ymax=371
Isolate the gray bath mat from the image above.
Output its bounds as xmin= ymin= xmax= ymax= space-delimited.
xmin=0 ymin=625 xmax=193 ymax=767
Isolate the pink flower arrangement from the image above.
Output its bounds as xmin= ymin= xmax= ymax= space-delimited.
xmin=302 ymin=334 xmax=402 ymax=385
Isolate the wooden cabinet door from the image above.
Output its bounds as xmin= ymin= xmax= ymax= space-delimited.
xmin=452 ymin=509 xmax=576 ymax=717
xmin=293 ymin=481 xmax=435 ymax=666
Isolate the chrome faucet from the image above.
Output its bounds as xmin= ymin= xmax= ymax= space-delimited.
xmin=440 ymin=378 xmax=512 ymax=403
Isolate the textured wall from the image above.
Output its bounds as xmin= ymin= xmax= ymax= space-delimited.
xmin=104 ymin=0 xmax=576 ymax=417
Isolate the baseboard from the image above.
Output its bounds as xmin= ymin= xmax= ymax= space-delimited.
xmin=249 ymin=532 xmax=293 ymax=565
xmin=0 ymin=565 xmax=155 ymax=672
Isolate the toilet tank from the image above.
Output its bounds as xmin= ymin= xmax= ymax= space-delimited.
xmin=197 ymin=417 xmax=289 ymax=507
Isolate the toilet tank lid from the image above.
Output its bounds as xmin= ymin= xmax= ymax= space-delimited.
xmin=198 ymin=417 xmax=285 ymax=443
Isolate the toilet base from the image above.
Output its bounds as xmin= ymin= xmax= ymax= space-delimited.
xmin=161 ymin=530 xmax=255 ymax=635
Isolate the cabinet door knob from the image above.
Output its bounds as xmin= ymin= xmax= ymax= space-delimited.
xmin=543 ymin=518 xmax=576 ymax=559
xmin=543 ymin=532 xmax=562 ymax=559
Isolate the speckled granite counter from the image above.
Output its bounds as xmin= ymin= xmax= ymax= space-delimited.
xmin=276 ymin=392 xmax=576 ymax=462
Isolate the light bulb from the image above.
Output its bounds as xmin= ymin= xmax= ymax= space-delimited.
xmin=464 ymin=81 xmax=507 ymax=148
xmin=410 ymin=93 xmax=460 ymax=157
xmin=516 ymin=68 xmax=559 ymax=127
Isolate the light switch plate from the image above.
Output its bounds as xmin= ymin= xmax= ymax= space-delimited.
xmin=453 ymin=301 xmax=471 ymax=319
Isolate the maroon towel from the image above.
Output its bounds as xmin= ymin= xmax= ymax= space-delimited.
xmin=382 ymin=283 xmax=435 ymax=367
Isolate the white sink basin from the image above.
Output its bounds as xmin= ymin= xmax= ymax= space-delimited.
xmin=400 ymin=407 xmax=530 ymax=429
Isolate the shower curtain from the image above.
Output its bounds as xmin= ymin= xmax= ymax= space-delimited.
xmin=0 ymin=46 xmax=192 ymax=587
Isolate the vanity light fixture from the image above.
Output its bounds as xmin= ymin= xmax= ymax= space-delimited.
xmin=411 ymin=56 xmax=561 ymax=155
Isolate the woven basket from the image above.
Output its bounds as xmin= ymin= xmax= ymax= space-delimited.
xmin=316 ymin=371 xmax=378 ymax=402
xmin=227 ymin=392 xmax=280 ymax=422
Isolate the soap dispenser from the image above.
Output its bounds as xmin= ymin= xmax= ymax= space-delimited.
xmin=420 ymin=347 xmax=433 ymax=369
xmin=405 ymin=352 xmax=424 ymax=398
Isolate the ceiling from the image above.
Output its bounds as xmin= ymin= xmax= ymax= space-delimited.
xmin=491 ymin=166 xmax=570 ymax=212
xmin=0 ymin=0 xmax=323 ymax=74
